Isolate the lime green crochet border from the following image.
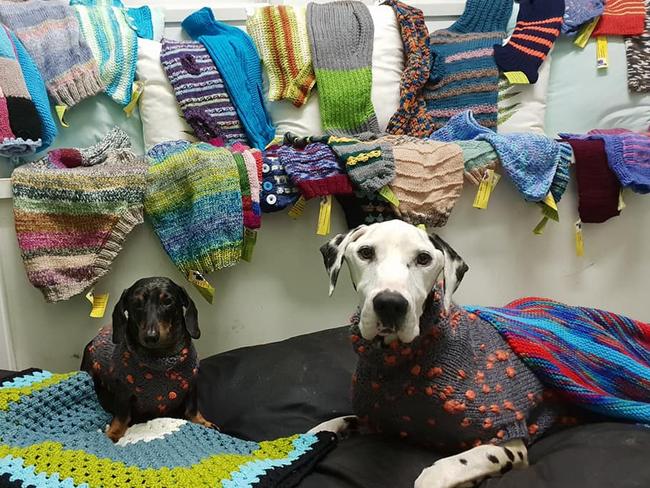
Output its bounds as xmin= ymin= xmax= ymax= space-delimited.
xmin=0 ymin=372 xmax=76 ymax=411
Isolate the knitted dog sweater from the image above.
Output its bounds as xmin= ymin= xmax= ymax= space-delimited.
xmin=0 ymin=370 xmax=336 ymax=487
xmin=424 ymin=0 xmax=513 ymax=130
xmin=182 ymin=8 xmax=275 ymax=149
xmin=12 ymin=128 xmax=145 ymax=303
xmin=145 ymin=141 xmax=243 ymax=275
xmin=247 ymin=5 xmax=315 ymax=107
xmin=625 ymin=0 xmax=650 ymax=93
xmin=351 ymin=293 xmax=559 ymax=452
xmin=71 ymin=0 xmax=138 ymax=106
xmin=84 ymin=326 xmax=198 ymax=419
xmin=0 ymin=0 xmax=104 ymax=107
xmin=160 ymin=39 xmax=248 ymax=145
xmin=307 ymin=1 xmax=379 ymax=136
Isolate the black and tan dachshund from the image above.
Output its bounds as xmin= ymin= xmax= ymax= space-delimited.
xmin=81 ymin=277 xmax=215 ymax=442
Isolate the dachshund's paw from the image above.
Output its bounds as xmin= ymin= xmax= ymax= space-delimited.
xmin=188 ymin=411 xmax=219 ymax=430
xmin=106 ymin=420 xmax=128 ymax=443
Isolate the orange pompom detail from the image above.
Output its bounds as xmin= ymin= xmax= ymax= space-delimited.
xmin=410 ymin=365 xmax=422 ymax=376
xmin=465 ymin=389 xmax=476 ymax=401
xmin=506 ymin=367 xmax=516 ymax=378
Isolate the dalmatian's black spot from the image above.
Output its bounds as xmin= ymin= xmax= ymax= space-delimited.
xmin=487 ymin=454 xmax=500 ymax=464
xmin=503 ymin=447 xmax=515 ymax=462
xmin=518 ymin=451 xmax=524 ymax=461
xmin=459 ymin=458 xmax=468 ymax=465
xmin=500 ymin=461 xmax=513 ymax=474
xmin=334 ymin=234 xmax=345 ymax=246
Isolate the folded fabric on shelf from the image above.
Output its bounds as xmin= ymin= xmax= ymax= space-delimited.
xmin=625 ymin=0 xmax=650 ymax=92
xmin=12 ymin=128 xmax=144 ymax=302
xmin=592 ymin=0 xmax=646 ymax=36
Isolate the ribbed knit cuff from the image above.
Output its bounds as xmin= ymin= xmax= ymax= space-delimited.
xmin=178 ymin=244 xmax=242 ymax=276
xmin=49 ymin=61 xmax=105 ymax=107
xmin=297 ymin=174 xmax=354 ymax=200
xmin=450 ymin=0 xmax=513 ymax=33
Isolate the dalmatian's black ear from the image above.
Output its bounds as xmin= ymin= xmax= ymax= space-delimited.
xmin=429 ymin=233 xmax=469 ymax=313
xmin=319 ymin=225 xmax=368 ymax=296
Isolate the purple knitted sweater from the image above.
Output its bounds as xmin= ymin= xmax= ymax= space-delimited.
xmin=350 ymin=291 xmax=561 ymax=453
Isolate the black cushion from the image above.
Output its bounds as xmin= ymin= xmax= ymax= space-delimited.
xmin=197 ymin=326 xmax=650 ymax=488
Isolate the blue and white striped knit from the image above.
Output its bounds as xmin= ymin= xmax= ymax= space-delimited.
xmin=467 ymin=297 xmax=650 ymax=423
xmin=71 ymin=0 xmax=138 ymax=106
xmin=0 ymin=370 xmax=336 ymax=487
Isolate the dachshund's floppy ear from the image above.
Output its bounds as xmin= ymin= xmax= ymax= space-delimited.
xmin=179 ymin=286 xmax=200 ymax=339
xmin=429 ymin=233 xmax=469 ymax=313
xmin=319 ymin=225 xmax=368 ymax=296
xmin=112 ymin=289 xmax=129 ymax=344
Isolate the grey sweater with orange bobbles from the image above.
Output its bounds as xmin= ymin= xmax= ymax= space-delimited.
xmin=350 ymin=291 xmax=562 ymax=453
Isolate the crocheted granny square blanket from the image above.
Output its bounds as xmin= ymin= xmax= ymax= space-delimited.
xmin=0 ymin=371 xmax=336 ymax=487
xmin=467 ymin=298 xmax=650 ymax=423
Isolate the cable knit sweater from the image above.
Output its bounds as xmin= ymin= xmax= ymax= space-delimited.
xmin=350 ymin=292 xmax=560 ymax=453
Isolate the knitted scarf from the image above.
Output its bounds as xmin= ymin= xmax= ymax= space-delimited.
xmin=0 ymin=0 xmax=104 ymax=107
xmin=0 ymin=370 xmax=336 ymax=488
xmin=12 ymin=128 xmax=145 ymax=303
xmin=71 ymin=0 xmax=138 ymax=106
xmin=625 ymin=0 xmax=650 ymax=93
xmin=467 ymin=298 xmax=650 ymax=423
xmin=145 ymin=141 xmax=243 ymax=276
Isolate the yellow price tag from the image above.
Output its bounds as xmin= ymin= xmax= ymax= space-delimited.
xmin=417 ymin=224 xmax=427 ymax=231
xmin=288 ymin=195 xmax=306 ymax=219
xmin=618 ymin=190 xmax=626 ymax=211
xmin=378 ymin=185 xmax=400 ymax=207
xmin=86 ymin=291 xmax=109 ymax=319
xmin=186 ymin=271 xmax=215 ymax=304
xmin=241 ymin=228 xmax=257 ymax=263
xmin=596 ymin=36 xmax=608 ymax=69
xmin=503 ymin=71 xmax=530 ymax=84
xmin=538 ymin=192 xmax=559 ymax=222
xmin=55 ymin=105 xmax=69 ymax=128
xmin=473 ymin=169 xmax=500 ymax=210
xmin=123 ymin=81 xmax=145 ymax=117
xmin=316 ymin=195 xmax=332 ymax=236
xmin=533 ymin=216 xmax=549 ymax=235
xmin=574 ymin=17 xmax=599 ymax=48
xmin=575 ymin=220 xmax=584 ymax=257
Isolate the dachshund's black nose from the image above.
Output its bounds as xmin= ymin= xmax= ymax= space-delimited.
xmin=144 ymin=330 xmax=159 ymax=344
xmin=373 ymin=291 xmax=409 ymax=329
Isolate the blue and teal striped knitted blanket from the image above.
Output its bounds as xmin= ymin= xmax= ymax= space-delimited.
xmin=0 ymin=370 xmax=335 ymax=487
xmin=467 ymin=298 xmax=650 ymax=423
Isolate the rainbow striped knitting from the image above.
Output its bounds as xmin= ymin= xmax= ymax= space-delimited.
xmin=12 ymin=128 xmax=145 ymax=303
xmin=145 ymin=141 xmax=243 ymax=276
xmin=71 ymin=0 xmax=139 ymax=106
xmin=0 ymin=370 xmax=336 ymax=488
xmin=466 ymin=298 xmax=650 ymax=423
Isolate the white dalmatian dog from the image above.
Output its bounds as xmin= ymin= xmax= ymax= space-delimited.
xmin=309 ymin=220 xmax=559 ymax=488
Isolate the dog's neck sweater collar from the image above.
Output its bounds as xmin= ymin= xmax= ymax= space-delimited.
xmin=349 ymin=290 xmax=443 ymax=367
xmin=122 ymin=335 xmax=195 ymax=372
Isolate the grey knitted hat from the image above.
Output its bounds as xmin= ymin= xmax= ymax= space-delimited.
xmin=307 ymin=1 xmax=380 ymax=136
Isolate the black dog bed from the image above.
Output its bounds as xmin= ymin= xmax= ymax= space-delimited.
xmin=3 ymin=326 xmax=650 ymax=487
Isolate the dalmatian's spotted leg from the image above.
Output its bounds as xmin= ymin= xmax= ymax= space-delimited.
xmin=307 ymin=415 xmax=364 ymax=440
xmin=414 ymin=439 xmax=528 ymax=488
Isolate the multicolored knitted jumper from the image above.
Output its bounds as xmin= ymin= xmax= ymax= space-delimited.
xmin=467 ymin=298 xmax=650 ymax=423
xmin=351 ymin=292 xmax=560 ymax=453
xmin=0 ymin=370 xmax=336 ymax=487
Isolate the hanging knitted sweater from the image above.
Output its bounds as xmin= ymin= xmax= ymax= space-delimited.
xmin=83 ymin=327 xmax=198 ymax=420
xmin=351 ymin=292 xmax=559 ymax=453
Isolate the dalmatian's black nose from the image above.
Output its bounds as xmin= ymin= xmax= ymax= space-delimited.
xmin=373 ymin=291 xmax=409 ymax=329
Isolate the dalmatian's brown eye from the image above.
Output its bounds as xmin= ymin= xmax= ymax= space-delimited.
xmin=358 ymin=246 xmax=375 ymax=261
xmin=416 ymin=252 xmax=432 ymax=266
